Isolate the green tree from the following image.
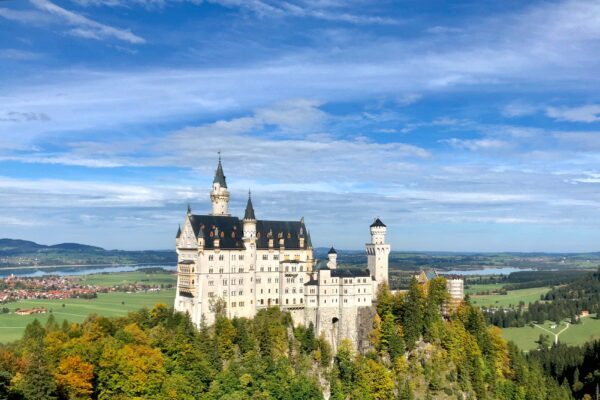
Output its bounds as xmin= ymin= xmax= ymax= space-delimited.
xmin=402 ymin=278 xmax=424 ymax=349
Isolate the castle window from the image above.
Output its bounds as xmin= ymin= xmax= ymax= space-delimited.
xmin=208 ymin=292 xmax=214 ymax=297
xmin=268 ymin=278 xmax=271 ymax=283
xmin=231 ymin=291 xmax=235 ymax=296
xmin=285 ymin=288 xmax=289 ymax=294
xmin=260 ymin=267 xmax=264 ymax=272
xmin=300 ymin=266 xmax=303 ymax=272
xmin=221 ymin=231 xmax=225 ymax=238
xmin=239 ymin=255 xmax=244 ymax=260
xmin=239 ymin=279 xmax=243 ymax=284
xmin=286 ymin=299 xmax=289 ymax=304
xmin=257 ymin=278 xmax=261 ymax=284
xmin=287 ymin=233 xmax=291 ymax=239
xmin=210 ymin=231 xmax=214 ymax=237
xmin=262 ymin=254 xmax=268 ymax=260
xmin=239 ymin=290 xmax=243 ymax=296
xmin=260 ymin=299 xmax=264 ymax=305
xmin=209 ymin=268 xmax=213 ymax=274
xmin=219 ymin=255 xmax=224 ymax=261
xmin=261 ymin=289 xmax=263 ymax=294
xmin=275 ymin=278 xmax=278 ymax=283
xmin=223 ymin=290 xmax=227 ymax=296
xmin=239 ymin=301 xmax=244 ymax=307
xmin=292 ymin=288 xmax=296 ymax=294
xmin=239 ymin=267 xmax=244 ymax=273
xmin=299 ymin=288 xmax=303 ymax=293
xmin=209 ymin=281 xmax=214 ymax=286
xmin=209 ymin=255 xmax=214 ymax=261
xmin=219 ymin=268 xmax=224 ymax=273
xmin=273 ymin=255 xmax=279 ymax=260
xmin=223 ymin=279 xmax=227 ymax=285
xmin=231 ymin=232 xmax=235 ymax=238
xmin=268 ymin=267 xmax=271 ymax=272
xmin=231 ymin=302 xmax=236 ymax=307
xmin=293 ymin=298 xmax=296 ymax=304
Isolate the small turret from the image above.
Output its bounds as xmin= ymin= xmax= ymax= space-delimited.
xmin=370 ymin=217 xmax=386 ymax=244
xmin=210 ymin=154 xmax=230 ymax=216
xmin=243 ymin=190 xmax=257 ymax=241
xmin=327 ymin=246 xmax=337 ymax=269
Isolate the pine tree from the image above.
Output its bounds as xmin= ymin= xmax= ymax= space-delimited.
xmin=402 ymin=278 xmax=424 ymax=350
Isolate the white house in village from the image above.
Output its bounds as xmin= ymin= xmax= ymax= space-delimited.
xmin=174 ymin=157 xmax=390 ymax=349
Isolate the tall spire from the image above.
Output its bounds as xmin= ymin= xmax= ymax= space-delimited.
xmin=213 ymin=153 xmax=227 ymax=188
xmin=244 ymin=189 xmax=256 ymax=220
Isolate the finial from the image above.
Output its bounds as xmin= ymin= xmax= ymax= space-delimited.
xmin=218 ymin=150 xmax=221 ymax=162
xmin=248 ymin=188 xmax=251 ymax=199
xmin=187 ymin=203 xmax=192 ymax=214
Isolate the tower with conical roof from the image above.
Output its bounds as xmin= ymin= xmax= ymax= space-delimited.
xmin=366 ymin=217 xmax=390 ymax=286
xmin=243 ymin=190 xmax=257 ymax=241
xmin=210 ymin=154 xmax=230 ymax=215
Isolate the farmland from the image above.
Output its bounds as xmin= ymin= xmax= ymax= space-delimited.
xmin=0 ymin=289 xmax=175 ymax=343
xmin=470 ymin=286 xmax=551 ymax=308
xmin=77 ymin=269 xmax=177 ymax=287
xmin=502 ymin=315 xmax=600 ymax=351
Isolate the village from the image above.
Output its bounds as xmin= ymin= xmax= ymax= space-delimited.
xmin=0 ymin=274 xmax=169 ymax=315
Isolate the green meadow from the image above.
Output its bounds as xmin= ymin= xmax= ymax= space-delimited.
xmin=470 ymin=286 xmax=550 ymax=308
xmin=0 ymin=289 xmax=176 ymax=343
xmin=502 ymin=315 xmax=600 ymax=351
xmin=77 ymin=270 xmax=177 ymax=287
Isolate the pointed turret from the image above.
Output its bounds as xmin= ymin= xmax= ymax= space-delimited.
xmin=176 ymin=225 xmax=182 ymax=239
xmin=244 ymin=190 xmax=256 ymax=220
xmin=210 ymin=154 xmax=230 ymax=215
xmin=213 ymin=154 xmax=227 ymax=188
xmin=327 ymin=246 xmax=337 ymax=269
xmin=243 ymin=190 xmax=257 ymax=242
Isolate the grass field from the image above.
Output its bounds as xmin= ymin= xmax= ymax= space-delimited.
xmin=0 ymin=289 xmax=175 ymax=343
xmin=77 ymin=270 xmax=177 ymax=287
xmin=470 ymin=286 xmax=550 ymax=308
xmin=502 ymin=315 xmax=600 ymax=351
xmin=464 ymin=283 xmax=505 ymax=295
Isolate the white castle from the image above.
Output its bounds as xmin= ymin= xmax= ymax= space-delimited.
xmin=174 ymin=157 xmax=390 ymax=349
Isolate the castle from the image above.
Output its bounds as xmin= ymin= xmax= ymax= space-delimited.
xmin=174 ymin=157 xmax=390 ymax=350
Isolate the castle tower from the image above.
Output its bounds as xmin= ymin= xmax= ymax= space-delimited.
xmin=243 ymin=190 xmax=257 ymax=241
xmin=327 ymin=247 xmax=337 ymax=269
xmin=210 ymin=155 xmax=230 ymax=215
xmin=366 ymin=218 xmax=390 ymax=285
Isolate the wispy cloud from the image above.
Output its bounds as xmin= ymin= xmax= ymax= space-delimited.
xmin=547 ymin=104 xmax=600 ymax=123
xmin=0 ymin=0 xmax=145 ymax=44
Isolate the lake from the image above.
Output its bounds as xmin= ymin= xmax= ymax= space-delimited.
xmin=0 ymin=264 xmax=176 ymax=278
xmin=440 ymin=267 xmax=535 ymax=276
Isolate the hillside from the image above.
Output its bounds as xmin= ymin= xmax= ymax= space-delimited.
xmin=0 ymin=280 xmax=582 ymax=400
xmin=0 ymin=239 xmax=176 ymax=268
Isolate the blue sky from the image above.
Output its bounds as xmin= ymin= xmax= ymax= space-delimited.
xmin=1 ymin=0 xmax=600 ymax=251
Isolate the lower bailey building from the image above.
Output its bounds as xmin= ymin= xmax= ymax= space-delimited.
xmin=174 ymin=157 xmax=389 ymax=351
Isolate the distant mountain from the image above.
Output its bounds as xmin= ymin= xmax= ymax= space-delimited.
xmin=0 ymin=238 xmax=177 ymax=268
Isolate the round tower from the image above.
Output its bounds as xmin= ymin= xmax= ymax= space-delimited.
xmin=210 ymin=155 xmax=230 ymax=216
xmin=366 ymin=218 xmax=390 ymax=285
xmin=327 ymin=246 xmax=337 ymax=269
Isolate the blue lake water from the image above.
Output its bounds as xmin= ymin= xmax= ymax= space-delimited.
xmin=0 ymin=264 xmax=176 ymax=278
xmin=440 ymin=267 xmax=535 ymax=276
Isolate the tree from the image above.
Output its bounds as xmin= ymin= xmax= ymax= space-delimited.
xmin=402 ymin=278 xmax=424 ymax=349
xmin=54 ymin=355 xmax=94 ymax=400
xmin=381 ymin=312 xmax=404 ymax=362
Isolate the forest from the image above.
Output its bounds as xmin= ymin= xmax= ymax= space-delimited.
xmin=0 ymin=277 xmax=595 ymax=399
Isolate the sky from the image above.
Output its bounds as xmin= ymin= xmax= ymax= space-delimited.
xmin=1 ymin=0 xmax=600 ymax=252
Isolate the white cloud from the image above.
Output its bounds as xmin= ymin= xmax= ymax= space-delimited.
xmin=444 ymin=138 xmax=511 ymax=151
xmin=0 ymin=0 xmax=146 ymax=44
xmin=502 ymin=101 xmax=539 ymax=118
xmin=547 ymin=104 xmax=600 ymax=123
